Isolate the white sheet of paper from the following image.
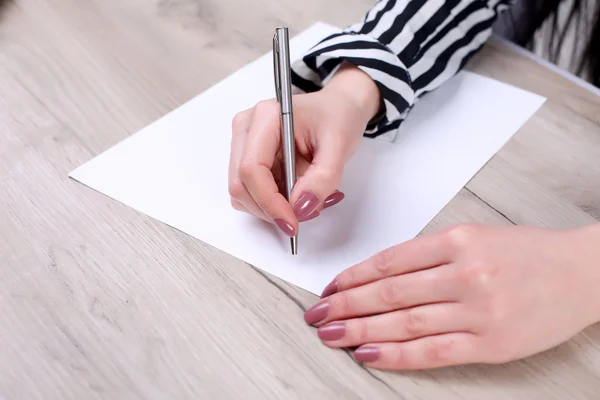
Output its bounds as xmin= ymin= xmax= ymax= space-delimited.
xmin=69 ymin=22 xmax=546 ymax=295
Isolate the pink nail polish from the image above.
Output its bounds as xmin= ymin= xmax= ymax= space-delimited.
xmin=318 ymin=322 xmax=345 ymax=341
xmin=304 ymin=301 xmax=329 ymax=325
xmin=354 ymin=346 xmax=380 ymax=363
xmin=298 ymin=210 xmax=320 ymax=222
xmin=293 ymin=191 xmax=319 ymax=220
xmin=275 ymin=219 xmax=295 ymax=237
xmin=320 ymin=279 xmax=338 ymax=298
xmin=324 ymin=191 xmax=345 ymax=209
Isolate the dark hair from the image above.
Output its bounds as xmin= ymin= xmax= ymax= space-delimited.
xmin=575 ymin=2 xmax=600 ymax=87
xmin=0 ymin=0 xmax=12 ymax=20
xmin=499 ymin=0 xmax=600 ymax=87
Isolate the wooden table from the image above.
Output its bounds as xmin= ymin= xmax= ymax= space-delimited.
xmin=2 ymin=0 xmax=600 ymax=399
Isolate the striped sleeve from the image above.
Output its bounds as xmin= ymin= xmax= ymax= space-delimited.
xmin=291 ymin=0 xmax=513 ymax=141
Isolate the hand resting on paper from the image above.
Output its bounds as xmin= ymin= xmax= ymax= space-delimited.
xmin=228 ymin=62 xmax=381 ymax=236
xmin=305 ymin=223 xmax=600 ymax=370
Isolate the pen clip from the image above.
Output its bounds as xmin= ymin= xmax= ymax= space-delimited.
xmin=273 ymin=31 xmax=282 ymax=103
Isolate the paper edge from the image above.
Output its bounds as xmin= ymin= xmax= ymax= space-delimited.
xmin=66 ymin=21 xmax=549 ymax=296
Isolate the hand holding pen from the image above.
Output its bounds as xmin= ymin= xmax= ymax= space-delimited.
xmin=227 ymin=30 xmax=382 ymax=252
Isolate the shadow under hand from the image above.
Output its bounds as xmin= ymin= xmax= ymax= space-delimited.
xmin=299 ymin=138 xmax=380 ymax=256
xmin=373 ymin=332 xmax=597 ymax=398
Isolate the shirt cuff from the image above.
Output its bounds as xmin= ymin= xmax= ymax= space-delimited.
xmin=290 ymin=32 xmax=415 ymax=141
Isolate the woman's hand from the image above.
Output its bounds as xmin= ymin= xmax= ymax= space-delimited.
xmin=305 ymin=223 xmax=600 ymax=370
xmin=228 ymin=62 xmax=381 ymax=236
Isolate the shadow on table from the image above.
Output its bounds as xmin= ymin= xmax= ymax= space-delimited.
xmin=297 ymin=140 xmax=379 ymax=257
xmin=374 ymin=330 xmax=599 ymax=393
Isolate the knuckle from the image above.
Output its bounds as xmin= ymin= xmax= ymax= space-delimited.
xmin=237 ymin=161 xmax=255 ymax=182
xmin=460 ymin=260 xmax=486 ymax=284
xmin=380 ymin=279 xmax=402 ymax=307
xmin=424 ymin=338 xmax=452 ymax=363
xmin=372 ymin=247 xmax=396 ymax=275
xmin=231 ymin=111 xmax=248 ymax=130
xmin=338 ymin=267 xmax=354 ymax=289
xmin=353 ymin=320 xmax=369 ymax=344
xmin=230 ymin=198 xmax=243 ymax=211
xmin=332 ymin=292 xmax=352 ymax=316
xmin=444 ymin=223 xmax=478 ymax=250
xmin=228 ymin=181 xmax=246 ymax=199
xmin=394 ymin=347 xmax=405 ymax=368
xmin=254 ymin=99 xmax=278 ymax=118
xmin=257 ymin=194 xmax=277 ymax=213
xmin=405 ymin=309 xmax=426 ymax=337
xmin=459 ymin=259 xmax=497 ymax=291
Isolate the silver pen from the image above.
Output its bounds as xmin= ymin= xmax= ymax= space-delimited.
xmin=273 ymin=27 xmax=298 ymax=255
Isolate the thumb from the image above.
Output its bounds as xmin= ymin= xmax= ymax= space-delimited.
xmin=290 ymin=149 xmax=346 ymax=221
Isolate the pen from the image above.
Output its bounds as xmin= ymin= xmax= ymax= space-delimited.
xmin=273 ymin=27 xmax=298 ymax=255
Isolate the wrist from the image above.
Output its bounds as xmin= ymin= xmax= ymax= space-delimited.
xmin=321 ymin=61 xmax=382 ymax=127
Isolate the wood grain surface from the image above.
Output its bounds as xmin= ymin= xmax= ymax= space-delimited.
xmin=1 ymin=0 xmax=600 ymax=399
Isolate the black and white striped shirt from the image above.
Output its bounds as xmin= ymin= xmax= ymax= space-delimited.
xmin=291 ymin=0 xmax=513 ymax=141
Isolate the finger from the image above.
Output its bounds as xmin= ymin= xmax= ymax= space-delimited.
xmin=231 ymin=198 xmax=250 ymax=213
xmin=239 ymin=100 xmax=297 ymax=234
xmin=321 ymin=228 xmax=458 ymax=298
xmin=353 ymin=332 xmax=480 ymax=370
xmin=273 ymin=155 xmax=321 ymax=222
xmin=304 ymin=267 xmax=458 ymax=327
xmin=322 ymin=190 xmax=345 ymax=211
xmin=271 ymin=152 xmax=310 ymax=191
xmin=294 ymin=155 xmax=311 ymax=180
xmin=289 ymin=133 xmax=346 ymax=221
xmin=317 ymin=303 xmax=470 ymax=348
xmin=292 ymin=152 xmax=344 ymax=215
xmin=228 ymin=109 xmax=251 ymax=194
xmin=271 ymin=154 xmax=284 ymax=192
xmin=229 ymin=108 xmax=252 ymax=184
xmin=295 ymin=156 xmax=322 ymax=221
xmin=229 ymin=108 xmax=269 ymax=221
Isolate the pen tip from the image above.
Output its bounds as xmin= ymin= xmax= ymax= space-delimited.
xmin=290 ymin=237 xmax=297 ymax=255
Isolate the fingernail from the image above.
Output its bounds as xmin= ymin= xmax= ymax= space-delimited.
xmin=298 ymin=210 xmax=320 ymax=222
xmin=354 ymin=346 xmax=380 ymax=363
xmin=324 ymin=191 xmax=345 ymax=209
xmin=320 ymin=279 xmax=338 ymax=298
xmin=275 ymin=219 xmax=295 ymax=237
xmin=304 ymin=301 xmax=329 ymax=325
xmin=293 ymin=191 xmax=319 ymax=219
xmin=318 ymin=322 xmax=345 ymax=341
